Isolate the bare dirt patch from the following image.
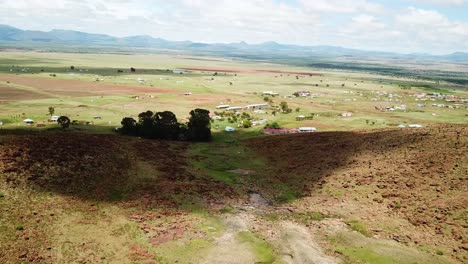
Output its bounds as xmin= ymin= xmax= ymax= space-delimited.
xmin=0 ymin=74 xmax=175 ymax=98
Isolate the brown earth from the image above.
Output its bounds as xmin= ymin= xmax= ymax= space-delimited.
xmin=0 ymin=74 xmax=175 ymax=98
xmin=247 ymin=124 xmax=468 ymax=263
xmin=0 ymin=132 xmax=237 ymax=263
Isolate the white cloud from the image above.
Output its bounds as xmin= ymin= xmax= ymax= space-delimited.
xmin=0 ymin=0 xmax=467 ymax=54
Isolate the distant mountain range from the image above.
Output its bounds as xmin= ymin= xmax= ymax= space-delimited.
xmin=1 ymin=24 xmax=467 ymax=62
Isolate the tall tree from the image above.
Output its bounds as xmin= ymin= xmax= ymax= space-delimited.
xmin=154 ymin=111 xmax=179 ymax=140
xmin=188 ymin=109 xmax=211 ymax=142
xmin=48 ymin=106 xmax=55 ymax=117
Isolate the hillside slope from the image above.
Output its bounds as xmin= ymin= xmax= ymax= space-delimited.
xmin=0 ymin=125 xmax=466 ymax=263
xmin=248 ymin=124 xmax=467 ymax=263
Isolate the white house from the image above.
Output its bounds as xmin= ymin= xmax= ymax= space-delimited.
xmin=246 ymin=103 xmax=269 ymax=110
xmin=216 ymin=105 xmax=230 ymax=109
xmin=23 ymin=119 xmax=34 ymax=124
xmin=340 ymin=112 xmax=353 ymax=117
xmin=298 ymin=127 xmax=317 ymax=133
xmin=227 ymin=106 xmax=243 ymax=111
xmin=50 ymin=116 xmax=59 ymax=122
xmin=408 ymin=124 xmax=423 ymax=128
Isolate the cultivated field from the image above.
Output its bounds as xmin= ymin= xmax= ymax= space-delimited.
xmin=0 ymin=51 xmax=467 ymax=264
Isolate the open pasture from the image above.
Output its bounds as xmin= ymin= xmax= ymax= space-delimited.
xmin=0 ymin=51 xmax=466 ymax=132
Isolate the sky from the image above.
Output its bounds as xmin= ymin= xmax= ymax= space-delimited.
xmin=1 ymin=0 xmax=467 ymax=54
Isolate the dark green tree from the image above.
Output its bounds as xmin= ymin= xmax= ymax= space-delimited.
xmin=121 ymin=117 xmax=137 ymax=135
xmin=188 ymin=109 xmax=211 ymax=142
xmin=154 ymin=111 xmax=179 ymax=140
xmin=57 ymin=116 xmax=71 ymax=129
xmin=137 ymin=110 xmax=154 ymax=138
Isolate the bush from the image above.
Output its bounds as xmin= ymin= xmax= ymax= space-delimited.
xmin=57 ymin=116 xmax=71 ymax=129
xmin=243 ymin=120 xmax=252 ymax=128
xmin=265 ymin=122 xmax=281 ymax=129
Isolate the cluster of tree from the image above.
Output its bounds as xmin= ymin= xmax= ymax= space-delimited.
xmin=212 ymin=111 xmax=253 ymax=128
xmin=264 ymin=122 xmax=281 ymax=129
xmin=120 ymin=109 xmax=211 ymax=142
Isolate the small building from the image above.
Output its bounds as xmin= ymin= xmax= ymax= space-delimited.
xmin=226 ymin=106 xmax=243 ymax=111
xmin=246 ymin=103 xmax=269 ymax=110
xmin=340 ymin=112 xmax=353 ymax=117
xmin=398 ymin=124 xmax=406 ymax=128
xmin=408 ymin=124 xmax=423 ymax=128
xmin=23 ymin=119 xmax=34 ymax=124
xmin=295 ymin=90 xmax=311 ymax=97
xmin=296 ymin=115 xmax=306 ymax=121
xmin=173 ymin=69 xmax=188 ymax=74
xmin=184 ymin=92 xmax=192 ymax=96
xmin=50 ymin=116 xmax=59 ymax=122
xmin=216 ymin=104 xmax=230 ymax=109
xmin=298 ymin=127 xmax=317 ymax=133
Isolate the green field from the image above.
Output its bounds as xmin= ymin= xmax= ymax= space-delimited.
xmin=1 ymin=51 xmax=466 ymax=133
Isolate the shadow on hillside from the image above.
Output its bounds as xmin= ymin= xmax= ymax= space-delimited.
xmin=243 ymin=128 xmax=432 ymax=202
xmin=0 ymin=126 xmax=432 ymax=210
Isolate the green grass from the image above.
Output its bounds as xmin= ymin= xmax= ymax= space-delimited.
xmin=346 ymin=220 xmax=371 ymax=237
xmin=336 ymin=246 xmax=401 ymax=264
xmin=237 ymin=231 xmax=279 ymax=264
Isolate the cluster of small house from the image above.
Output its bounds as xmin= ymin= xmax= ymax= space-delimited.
xmin=414 ymin=93 xmax=468 ymax=103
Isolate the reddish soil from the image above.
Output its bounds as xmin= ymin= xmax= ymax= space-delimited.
xmin=181 ymin=67 xmax=322 ymax=76
xmin=0 ymin=74 xmax=175 ymax=98
xmin=0 ymin=84 xmax=50 ymax=102
xmin=248 ymin=124 xmax=468 ymax=262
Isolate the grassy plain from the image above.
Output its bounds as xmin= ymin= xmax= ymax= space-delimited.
xmin=0 ymin=51 xmax=466 ymax=133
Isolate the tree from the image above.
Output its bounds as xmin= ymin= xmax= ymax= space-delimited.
xmin=243 ymin=120 xmax=252 ymax=128
xmin=295 ymin=107 xmax=301 ymax=112
xmin=70 ymin=66 xmax=75 ymax=70
xmin=137 ymin=110 xmax=154 ymax=138
xmin=48 ymin=106 xmax=55 ymax=117
xmin=121 ymin=117 xmax=137 ymax=135
xmin=131 ymin=67 xmax=136 ymax=72
xmin=280 ymin=101 xmax=288 ymax=112
xmin=154 ymin=111 xmax=179 ymax=140
xmin=57 ymin=116 xmax=71 ymax=129
xmin=188 ymin=109 xmax=211 ymax=142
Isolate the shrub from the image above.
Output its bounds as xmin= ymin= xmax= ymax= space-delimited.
xmin=57 ymin=116 xmax=71 ymax=129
